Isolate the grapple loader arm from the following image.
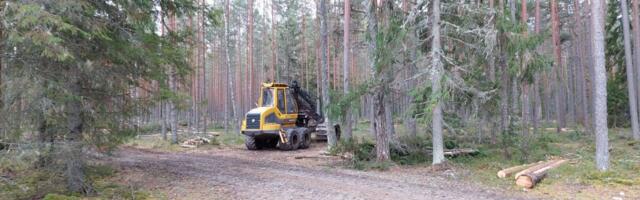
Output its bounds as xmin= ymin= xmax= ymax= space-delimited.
xmin=290 ymin=81 xmax=324 ymax=123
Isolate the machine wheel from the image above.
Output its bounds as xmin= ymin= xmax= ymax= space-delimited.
xmin=299 ymin=133 xmax=311 ymax=149
xmin=245 ymin=135 xmax=259 ymax=150
xmin=278 ymin=129 xmax=299 ymax=150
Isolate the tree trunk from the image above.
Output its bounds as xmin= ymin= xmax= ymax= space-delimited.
xmin=366 ymin=0 xmax=390 ymax=162
xmin=271 ymin=0 xmax=277 ymax=81
xmin=162 ymin=101 xmax=167 ymax=140
xmin=342 ymin=0 xmax=352 ymax=142
xmin=621 ymin=0 xmax=640 ymax=140
xmin=632 ymin=0 xmax=640 ymax=116
xmin=320 ymin=0 xmax=337 ymax=149
xmin=168 ymin=67 xmax=179 ymax=144
xmin=200 ymin=0 xmax=207 ymax=135
xmin=590 ymin=0 xmax=609 ymax=171
xmin=0 ymin=14 xmax=3 ymax=110
xmin=431 ymin=0 xmax=445 ymax=165
xmin=65 ymin=68 xmax=86 ymax=193
xmin=166 ymin=7 xmax=179 ymax=144
xmin=225 ymin=0 xmax=238 ymax=133
xmin=247 ymin=0 xmax=254 ymax=107
xmin=520 ymin=0 xmax=531 ymax=161
xmin=551 ymin=0 xmax=566 ymax=132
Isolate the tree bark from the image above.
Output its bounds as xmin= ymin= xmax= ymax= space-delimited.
xmin=590 ymin=0 xmax=609 ymax=171
xmin=167 ymin=7 xmax=179 ymax=144
xmin=366 ymin=0 xmax=390 ymax=162
xmin=65 ymin=67 xmax=86 ymax=193
xmin=515 ymin=171 xmax=547 ymax=188
xmin=342 ymin=0 xmax=353 ymax=142
xmin=0 ymin=9 xmax=3 ymax=110
xmin=520 ymin=0 xmax=531 ymax=160
xmin=498 ymin=0 xmax=512 ymax=159
xmin=247 ymin=0 xmax=254 ymax=106
xmin=271 ymin=0 xmax=277 ymax=81
xmin=225 ymin=0 xmax=238 ymax=133
xmin=320 ymin=0 xmax=337 ymax=149
xmin=551 ymin=0 xmax=566 ymax=132
xmin=621 ymin=0 xmax=640 ymax=140
xmin=431 ymin=0 xmax=445 ymax=165
xmin=632 ymin=0 xmax=640 ymax=116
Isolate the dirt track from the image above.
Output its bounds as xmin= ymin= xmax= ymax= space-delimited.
xmin=109 ymin=144 xmax=531 ymax=200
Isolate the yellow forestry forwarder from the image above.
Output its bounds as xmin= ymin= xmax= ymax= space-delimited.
xmin=241 ymin=81 xmax=340 ymax=150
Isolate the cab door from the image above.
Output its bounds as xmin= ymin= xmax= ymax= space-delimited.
xmin=276 ymin=88 xmax=297 ymax=127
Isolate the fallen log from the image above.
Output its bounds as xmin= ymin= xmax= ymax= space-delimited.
xmin=443 ymin=148 xmax=479 ymax=157
xmin=497 ymin=161 xmax=544 ymax=178
xmin=513 ymin=159 xmax=560 ymax=180
xmin=514 ymin=159 xmax=568 ymax=188
xmin=516 ymin=171 xmax=547 ymax=189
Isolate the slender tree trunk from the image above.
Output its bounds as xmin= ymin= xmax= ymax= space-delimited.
xmin=590 ymin=0 xmax=609 ymax=171
xmin=271 ymin=0 xmax=277 ymax=81
xmin=247 ymin=0 xmax=254 ymax=106
xmin=162 ymin=101 xmax=167 ymax=140
xmin=520 ymin=0 xmax=531 ymax=160
xmin=0 ymin=11 xmax=3 ymax=110
xmin=65 ymin=67 xmax=86 ymax=193
xmin=632 ymin=0 xmax=640 ymax=115
xmin=551 ymin=0 xmax=566 ymax=132
xmin=168 ymin=8 xmax=179 ymax=144
xmin=225 ymin=0 xmax=238 ymax=133
xmin=342 ymin=0 xmax=353 ymax=142
xmin=431 ymin=0 xmax=445 ymax=165
xmin=532 ymin=0 xmax=541 ymax=133
xmin=200 ymin=0 xmax=207 ymax=134
xmin=320 ymin=0 xmax=337 ymax=149
xmin=169 ymin=67 xmax=179 ymax=144
xmin=621 ymin=0 xmax=640 ymax=140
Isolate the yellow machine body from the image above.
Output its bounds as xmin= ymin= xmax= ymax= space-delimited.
xmin=241 ymin=82 xmax=299 ymax=134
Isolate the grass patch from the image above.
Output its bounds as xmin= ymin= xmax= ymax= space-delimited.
xmin=449 ymin=127 xmax=640 ymax=198
xmin=1 ymin=149 xmax=153 ymax=200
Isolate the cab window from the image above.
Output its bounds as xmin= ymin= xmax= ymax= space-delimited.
xmin=286 ymin=91 xmax=297 ymax=114
xmin=277 ymin=89 xmax=285 ymax=113
xmin=261 ymin=88 xmax=274 ymax=107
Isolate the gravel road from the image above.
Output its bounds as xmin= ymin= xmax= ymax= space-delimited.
xmin=110 ymin=145 xmax=531 ymax=200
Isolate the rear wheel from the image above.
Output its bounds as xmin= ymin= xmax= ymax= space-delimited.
xmin=245 ymin=135 xmax=259 ymax=150
xmin=300 ymin=133 xmax=311 ymax=149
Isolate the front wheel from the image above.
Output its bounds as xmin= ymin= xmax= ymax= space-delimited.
xmin=245 ymin=135 xmax=259 ymax=150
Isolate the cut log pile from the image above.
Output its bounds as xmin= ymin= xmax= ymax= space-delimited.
xmin=497 ymin=158 xmax=568 ymax=189
xmin=181 ymin=137 xmax=211 ymax=148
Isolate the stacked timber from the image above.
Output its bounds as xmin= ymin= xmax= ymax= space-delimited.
xmin=497 ymin=159 xmax=568 ymax=189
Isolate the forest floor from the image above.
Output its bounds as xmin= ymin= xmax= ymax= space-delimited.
xmin=104 ymin=142 xmax=531 ymax=200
